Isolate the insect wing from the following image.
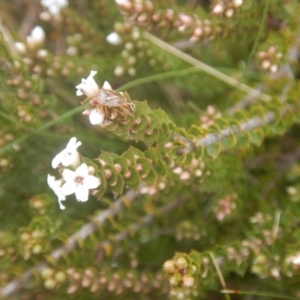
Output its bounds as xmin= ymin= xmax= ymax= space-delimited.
xmin=102 ymin=89 xmax=125 ymax=107
xmin=97 ymin=89 xmax=107 ymax=104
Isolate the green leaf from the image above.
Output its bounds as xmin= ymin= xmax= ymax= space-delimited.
xmin=112 ymin=157 xmax=129 ymax=175
xmin=134 ymin=101 xmax=150 ymax=117
xmin=205 ymin=142 xmax=222 ymax=159
xmin=144 ymin=128 xmax=159 ymax=146
xmin=99 ymin=152 xmax=118 ymax=164
xmin=157 ymin=124 xmax=172 ymax=145
xmin=248 ymin=128 xmax=265 ymax=146
xmin=136 ymin=157 xmax=152 ymax=178
xmin=123 ymin=165 xmax=140 ymax=190
xmin=103 ymin=165 xmax=118 ymax=186
xmin=155 ymin=158 xmax=167 ymax=176
xmin=110 ymin=174 xmax=125 ymax=197
xmin=146 ymin=112 xmax=161 ymax=130
xmin=142 ymin=168 xmax=157 ymax=185
xmin=122 ymin=147 xmax=144 ymax=163
xmin=144 ymin=148 xmax=158 ymax=164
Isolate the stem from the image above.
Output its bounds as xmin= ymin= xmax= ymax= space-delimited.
xmin=246 ymin=0 xmax=270 ymax=70
xmin=209 ymin=252 xmax=231 ymax=300
xmin=221 ymin=289 xmax=299 ymax=300
xmin=144 ymin=31 xmax=271 ymax=102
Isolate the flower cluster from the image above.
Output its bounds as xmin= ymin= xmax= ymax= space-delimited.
xmin=47 ymin=137 xmax=100 ymax=209
xmin=14 ymin=26 xmax=45 ymax=54
xmin=257 ymin=46 xmax=282 ymax=73
xmin=76 ymin=71 xmax=135 ymax=125
xmin=40 ymin=0 xmax=68 ymax=16
xmin=211 ymin=0 xmax=243 ymax=18
xmin=163 ymin=256 xmax=197 ymax=290
xmin=115 ymin=0 xmax=218 ymax=44
xmin=212 ymin=193 xmax=237 ymax=221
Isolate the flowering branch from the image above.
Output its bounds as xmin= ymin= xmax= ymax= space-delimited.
xmin=0 ymin=190 xmax=187 ymax=298
xmin=0 ymin=190 xmax=137 ymax=298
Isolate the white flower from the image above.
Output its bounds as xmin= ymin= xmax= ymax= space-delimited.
xmin=26 ymin=26 xmax=45 ymax=49
xmin=102 ymin=81 xmax=113 ymax=90
xmin=52 ymin=137 xmax=81 ymax=169
xmin=61 ymin=164 xmax=100 ymax=202
xmin=14 ymin=42 xmax=26 ymax=54
xmin=89 ymin=108 xmax=105 ymax=125
xmin=40 ymin=0 xmax=68 ymax=16
xmin=47 ymin=174 xmax=66 ymax=210
xmin=76 ymin=70 xmax=100 ymax=97
xmin=106 ymin=32 xmax=123 ymax=45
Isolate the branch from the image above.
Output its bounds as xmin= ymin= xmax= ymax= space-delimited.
xmin=144 ymin=31 xmax=272 ymax=102
xmin=0 ymin=190 xmax=137 ymax=298
xmin=196 ymin=112 xmax=275 ymax=146
xmin=0 ymin=191 xmax=185 ymax=298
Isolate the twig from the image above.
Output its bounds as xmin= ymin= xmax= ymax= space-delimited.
xmin=209 ymin=252 xmax=231 ymax=300
xmin=196 ymin=111 xmax=275 ymax=147
xmin=0 ymin=192 xmax=186 ymax=298
xmin=144 ymin=31 xmax=272 ymax=102
xmin=0 ymin=190 xmax=137 ymax=298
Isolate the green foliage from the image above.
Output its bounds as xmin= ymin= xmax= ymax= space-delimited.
xmin=1 ymin=1 xmax=300 ymax=300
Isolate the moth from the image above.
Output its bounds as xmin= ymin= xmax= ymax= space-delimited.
xmin=92 ymin=88 xmax=135 ymax=121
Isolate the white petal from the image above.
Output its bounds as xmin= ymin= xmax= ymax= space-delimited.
xmin=58 ymin=199 xmax=66 ymax=210
xmin=51 ymin=153 xmax=63 ymax=169
xmin=85 ymin=175 xmax=100 ymax=189
xmin=63 ymin=168 xmax=75 ymax=181
xmin=47 ymin=174 xmax=66 ymax=209
xmin=102 ymin=81 xmax=112 ymax=90
xmin=61 ymin=181 xmax=76 ymax=196
xmin=66 ymin=137 xmax=77 ymax=148
xmin=106 ymin=32 xmax=123 ymax=45
xmin=47 ymin=174 xmax=56 ymax=188
xmin=76 ymin=89 xmax=84 ymax=96
xmin=58 ymin=150 xmax=80 ymax=167
xmin=89 ymin=109 xmax=105 ymax=125
xmin=75 ymin=71 xmax=99 ymax=97
xmin=75 ymin=164 xmax=89 ymax=177
xmin=75 ymin=186 xmax=89 ymax=202
xmin=66 ymin=137 xmax=82 ymax=150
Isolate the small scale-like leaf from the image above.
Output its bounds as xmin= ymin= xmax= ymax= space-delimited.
xmin=123 ymin=165 xmax=140 ymax=190
xmin=103 ymin=165 xmax=118 ymax=186
xmin=188 ymin=125 xmax=207 ymax=137
xmin=122 ymin=147 xmax=145 ymax=163
xmin=110 ymin=173 xmax=124 ymax=196
xmin=144 ymin=128 xmax=159 ymax=146
xmin=136 ymin=157 xmax=152 ymax=178
xmin=146 ymin=112 xmax=161 ymax=130
xmin=155 ymin=158 xmax=167 ymax=176
xmin=144 ymin=148 xmax=158 ymax=164
xmin=134 ymin=101 xmax=150 ymax=117
xmin=248 ymin=128 xmax=265 ymax=146
xmin=142 ymin=168 xmax=157 ymax=185
xmin=205 ymin=142 xmax=222 ymax=159
xmin=112 ymin=157 xmax=129 ymax=175
xmin=98 ymin=152 xmax=118 ymax=164
xmin=157 ymin=124 xmax=171 ymax=145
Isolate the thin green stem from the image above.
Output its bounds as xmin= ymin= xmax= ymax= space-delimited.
xmin=221 ymin=289 xmax=299 ymax=300
xmin=209 ymin=252 xmax=231 ymax=300
xmin=0 ymin=110 xmax=28 ymax=129
xmin=118 ymin=67 xmax=201 ymax=90
xmin=246 ymin=0 xmax=270 ymax=70
xmin=144 ymin=31 xmax=271 ymax=102
xmin=0 ymin=106 xmax=83 ymax=156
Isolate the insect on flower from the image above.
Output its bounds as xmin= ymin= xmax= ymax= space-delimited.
xmin=92 ymin=87 xmax=135 ymax=121
xmin=76 ymin=72 xmax=135 ymax=125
